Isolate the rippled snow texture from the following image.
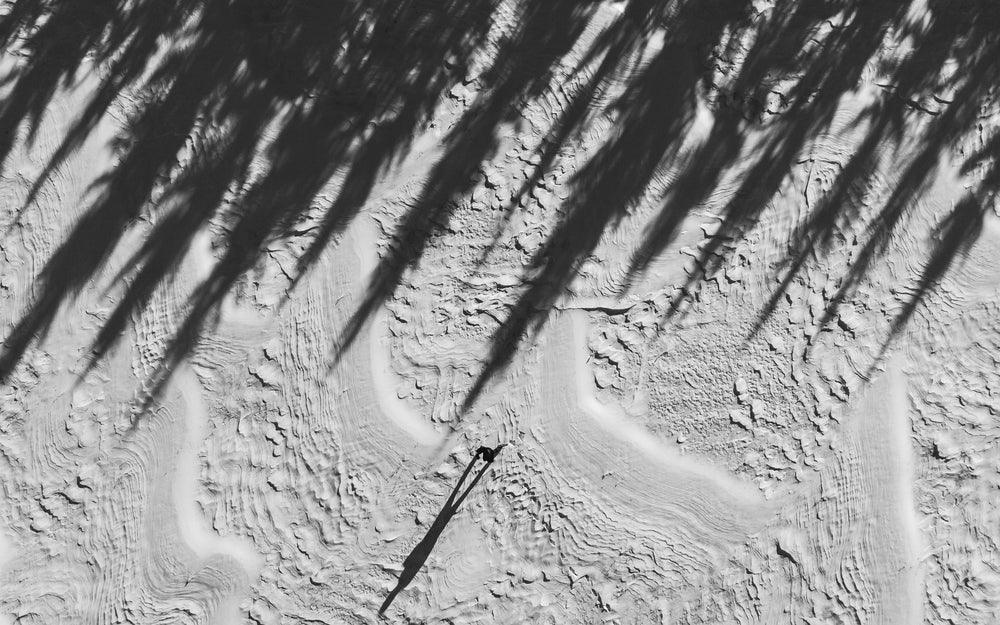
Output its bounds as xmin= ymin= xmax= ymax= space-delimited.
xmin=2 ymin=3 xmax=1000 ymax=624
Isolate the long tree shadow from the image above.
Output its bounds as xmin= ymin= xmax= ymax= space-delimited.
xmin=0 ymin=0 xmax=500 ymax=395
xmin=378 ymin=444 xmax=504 ymax=617
xmin=459 ymin=0 xmax=1000 ymax=410
xmin=0 ymin=0 xmax=997 ymax=415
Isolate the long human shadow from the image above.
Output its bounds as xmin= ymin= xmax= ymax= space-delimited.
xmin=378 ymin=444 xmax=504 ymax=617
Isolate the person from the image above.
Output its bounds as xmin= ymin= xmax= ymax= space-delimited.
xmin=475 ymin=444 xmax=503 ymax=463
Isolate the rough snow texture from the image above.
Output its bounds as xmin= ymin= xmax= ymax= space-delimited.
xmin=1 ymin=1 xmax=999 ymax=624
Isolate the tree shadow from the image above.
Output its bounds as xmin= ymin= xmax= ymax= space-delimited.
xmin=0 ymin=0 xmax=997 ymax=413
xmin=460 ymin=0 xmax=1000 ymax=409
xmin=0 ymin=0 xmax=500 ymax=395
xmin=378 ymin=444 xmax=503 ymax=617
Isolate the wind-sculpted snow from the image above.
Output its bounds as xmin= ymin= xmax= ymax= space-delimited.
xmin=1 ymin=0 xmax=1000 ymax=622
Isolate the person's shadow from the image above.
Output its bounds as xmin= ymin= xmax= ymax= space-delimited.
xmin=378 ymin=444 xmax=504 ymax=617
